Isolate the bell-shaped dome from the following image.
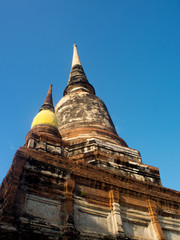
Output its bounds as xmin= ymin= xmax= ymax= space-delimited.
xmin=55 ymin=45 xmax=127 ymax=147
xmin=31 ymin=109 xmax=58 ymax=129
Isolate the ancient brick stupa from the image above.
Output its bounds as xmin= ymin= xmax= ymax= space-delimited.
xmin=0 ymin=45 xmax=180 ymax=240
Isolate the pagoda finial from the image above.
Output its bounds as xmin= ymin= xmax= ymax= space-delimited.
xmin=64 ymin=45 xmax=95 ymax=95
xmin=40 ymin=84 xmax=54 ymax=112
xmin=71 ymin=44 xmax=81 ymax=67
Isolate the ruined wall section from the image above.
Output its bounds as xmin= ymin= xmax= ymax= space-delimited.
xmin=0 ymin=148 xmax=71 ymax=240
xmin=0 ymin=145 xmax=180 ymax=240
xmin=67 ymin=139 xmax=161 ymax=185
xmin=72 ymin=174 xmax=180 ymax=240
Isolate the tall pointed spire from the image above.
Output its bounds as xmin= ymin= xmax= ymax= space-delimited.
xmin=64 ymin=45 xmax=95 ymax=95
xmin=55 ymin=45 xmax=128 ymax=147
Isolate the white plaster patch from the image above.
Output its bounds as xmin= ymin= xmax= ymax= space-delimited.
xmin=163 ymin=230 xmax=180 ymax=240
xmin=159 ymin=215 xmax=180 ymax=237
xmin=123 ymin=221 xmax=153 ymax=240
xmin=74 ymin=199 xmax=112 ymax=235
xmin=25 ymin=194 xmax=61 ymax=226
xmin=121 ymin=206 xmax=155 ymax=240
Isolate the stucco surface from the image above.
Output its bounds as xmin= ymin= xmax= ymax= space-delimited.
xmin=56 ymin=91 xmax=116 ymax=132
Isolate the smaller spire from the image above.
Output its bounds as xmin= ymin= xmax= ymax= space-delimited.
xmin=31 ymin=85 xmax=58 ymax=129
xmin=40 ymin=84 xmax=54 ymax=112
xmin=71 ymin=44 xmax=81 ymax=67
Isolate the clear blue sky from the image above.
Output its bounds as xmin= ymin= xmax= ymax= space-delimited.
xmin=0 ymin=1 xmax=180 ymax=191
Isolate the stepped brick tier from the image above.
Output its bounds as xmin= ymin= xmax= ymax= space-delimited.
xmin=0 ymin=45 xmax=180 ymax=240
